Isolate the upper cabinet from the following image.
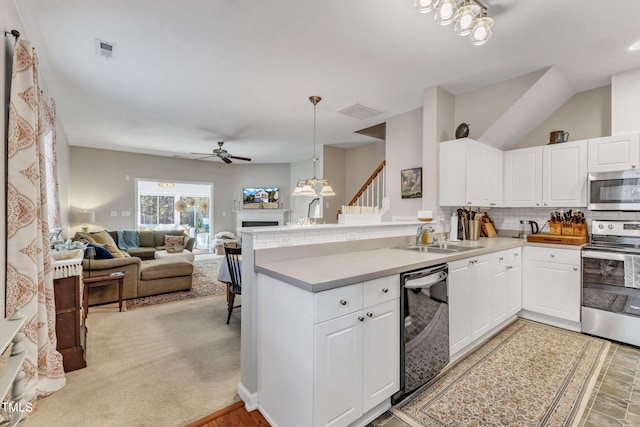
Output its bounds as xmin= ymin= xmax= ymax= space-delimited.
xmin=542 ymin=140 xmax=588 ymax=207
xmin=502 ymin=141 xmax=587 ymax=208
xmin=587 ymin=133 xmax=640 ymax=172
xmin=439 ymin=138 xmax=503 ymax=207
xmin=503 ymin=147 xmax=543 ymax=207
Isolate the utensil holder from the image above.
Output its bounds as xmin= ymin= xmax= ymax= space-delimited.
xmin=466 ymin=219 xmax=481 ymax=241
xmin=549 ymin=222 xmax=562 ymax=235
xmin=573 ymin=223 xmax=587 ymax=236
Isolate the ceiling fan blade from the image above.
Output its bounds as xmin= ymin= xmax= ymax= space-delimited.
xmin=191 ymin=154 xmax=216 ymax=160
xmin=222 ymin=156 xmax=232 ymax=164
xmin=190 ymin=152 xmax=214 ymax=156
xmin=229 ymin=155 xmax=252 ymax=161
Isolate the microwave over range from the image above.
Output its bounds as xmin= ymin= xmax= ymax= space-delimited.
xmin=588 ymin=169 xmax=640 ymax=211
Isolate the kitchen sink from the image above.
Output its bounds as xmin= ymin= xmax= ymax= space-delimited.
xmin=395 ymin=243 xmax=484 ymax=254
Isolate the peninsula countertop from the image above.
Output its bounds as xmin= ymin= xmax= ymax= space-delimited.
xmin=254 ymin=237 xmax=525 ymax=292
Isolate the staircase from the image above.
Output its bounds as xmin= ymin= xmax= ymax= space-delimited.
xmin=341 ymin=161 xmax=389 ymax=216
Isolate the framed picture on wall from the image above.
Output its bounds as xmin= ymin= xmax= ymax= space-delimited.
xmin=401 ymin=167 xmax=422 ymax=199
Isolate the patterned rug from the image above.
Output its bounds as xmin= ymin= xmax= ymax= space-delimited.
xmin=123 ymin=258 xmax=227 ymax=310
xmin=393 ymin=319 xmax=610 ymax=427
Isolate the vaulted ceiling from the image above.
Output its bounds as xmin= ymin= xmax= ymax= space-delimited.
xmin=15 ymin=0 xmax=640 ymax=163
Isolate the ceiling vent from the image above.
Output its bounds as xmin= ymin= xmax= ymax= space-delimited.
xmin=338 ymin=103 xmax=384 ymax=120
xmin=95 ymin=39 xmax=117 ymax=59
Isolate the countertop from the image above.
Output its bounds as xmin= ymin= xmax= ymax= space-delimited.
xmin=255 ymin=237 xmax=526 ymax=292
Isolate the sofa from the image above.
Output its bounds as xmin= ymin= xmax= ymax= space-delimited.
xmin=74 ymin=230 xmax=196 ymax=306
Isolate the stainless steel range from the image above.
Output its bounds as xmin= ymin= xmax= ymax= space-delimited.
xmin=582 ymin=220 xmax=640 ymax=347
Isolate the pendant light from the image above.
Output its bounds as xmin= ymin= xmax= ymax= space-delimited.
xmin=292 ymin=96 xmax=336 ymax=197
xmin=414 ymin=0 xmax=494 ymax=46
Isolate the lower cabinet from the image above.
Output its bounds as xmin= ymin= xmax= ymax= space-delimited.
xmin=315 ymin=298 xmax=398 ymax=427
xmin=449 ymin=249 xmax=521 ymax=359
xmin=522 ymin=246 xmax=581 ymax=322
xmin=258 ymin=274 xmax=399 ymax=427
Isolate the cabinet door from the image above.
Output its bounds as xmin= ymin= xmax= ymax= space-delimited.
xmin=588 ymin=133 xmax=640 ymax=172
xmin=503 ymin=147 xmax=543 ymax=207
xmin=489 ymin=147 xmax=504 ymax=207
xmin=465 ymin=141 xmax=492 ymax=207
xmin=439 ymin=139 xmax=467 ymax=206
xmin=469 ymin=256 xmax=491 ymax=340
xmin=314 ymin=313 xmax=363 ymax=427
xmin=362 ymin=299 xmax=399 ymax=413
xmin=522 ymin=260 xmax=580 ymax=322
xmin=543 ymin=140 xmax=588 ymax=207
xmin=448 ymin=259 xmax=472 ymax=355
xmin=491 ymin=266 xmax=509 ymax=327
xmin=506 ymin=262 xmax=522 ymax=317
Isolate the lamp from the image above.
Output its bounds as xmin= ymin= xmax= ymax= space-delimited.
xmin=84 ymin=245 xmax=96 ymax=278
xmin=414 ymin=0 xmax=494 ymax=46
xmin=75 ymin=210 xmax=95 ymax=233
xmin=291 ymin=96 xmax=336 ymax=198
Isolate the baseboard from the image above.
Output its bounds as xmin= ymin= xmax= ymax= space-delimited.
xmin=518 ymin=310 xmax=581 ymax=332
xmin=237 ymin=382 xmax=258 ymax=411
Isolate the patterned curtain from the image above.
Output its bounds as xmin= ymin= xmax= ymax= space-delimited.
xmin=6 ymin=39 xmax=65 ymax=400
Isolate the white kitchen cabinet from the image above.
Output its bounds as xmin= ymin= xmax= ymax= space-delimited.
xmin=542 ymin=140 xmax=588 ymax=207
xmin=587 ymin=133 xmax=640 ymax=172
xmin=491 ymin=248 xmax=522 ymax=325
xmin=258 ymin=274 xmax=399 ymax=427
xmin=522 ymin=247 xmax=581 ymax=323
xmin=503 ymin=147 xmax=543 ymax=207
xmin=448 ymin=254 xmax=491 ymax=355
xmin=439 ymin=138 xmax=503 ymax=207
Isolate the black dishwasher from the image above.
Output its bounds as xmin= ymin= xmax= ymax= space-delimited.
xmin=392 ymin=263 xmax=449 ymax=404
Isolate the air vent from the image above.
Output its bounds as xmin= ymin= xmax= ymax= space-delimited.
xmin=338 ymin=103 xmax=384 ymax=120
xmin=95 ymin=39 xmax=117 ymax=59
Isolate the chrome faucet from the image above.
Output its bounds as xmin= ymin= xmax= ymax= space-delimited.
xmin=416 ymin=223 xmax=435 ymax=246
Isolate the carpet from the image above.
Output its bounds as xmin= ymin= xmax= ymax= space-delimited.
xmin=393 ymin=319 xmax=610 ymax=427
xmin=124 ymin=257 xmax=227 ymax=310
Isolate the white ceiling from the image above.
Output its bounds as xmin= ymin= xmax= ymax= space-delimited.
xmin=14 ymin=0 xmax=640 ymax=163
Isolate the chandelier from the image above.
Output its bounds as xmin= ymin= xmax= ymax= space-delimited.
xmin=292 ymin=96 xmax=336 ymax=197
xmin=413 ymin=0 xmax=494 ymax=46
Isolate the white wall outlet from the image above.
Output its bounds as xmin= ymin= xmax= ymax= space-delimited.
xmin=121 ymin=211 xmax=131 ymax=217
xmin=110 ymin=211 xmax=118 ymax=217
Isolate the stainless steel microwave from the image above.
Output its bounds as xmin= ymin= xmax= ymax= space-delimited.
xmin=588 ymin=169 xmax=640 ymax=210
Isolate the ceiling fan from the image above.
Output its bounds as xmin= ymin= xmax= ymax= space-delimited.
xmin=190 ymin=141 xmax=252 ymax=164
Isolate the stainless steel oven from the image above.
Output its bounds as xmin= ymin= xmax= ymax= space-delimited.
xmin=393 ymin=263 xmax=449 ymax=404
xmin=581 ymin=220 xmax=640 ymax=347
xmin=588 ymin=169 xmax=640 ymax=211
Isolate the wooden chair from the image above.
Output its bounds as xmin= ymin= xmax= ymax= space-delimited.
xmin=224 ymin=245 xmax=242 ymax=324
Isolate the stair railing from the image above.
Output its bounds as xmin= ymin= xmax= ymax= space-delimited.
xmin=346 ymin=160 xmax=386 ymax=212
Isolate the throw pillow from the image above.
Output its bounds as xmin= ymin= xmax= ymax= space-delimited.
xmin=75 ymin=232 xmax=97 ymax=244
xmin=87 ymin=243 xmax=114 ymax=260
xmin=164 ymin=235 xmax=185 ymax=247
xmin=90 ymin=230 xmax=124 ymax=258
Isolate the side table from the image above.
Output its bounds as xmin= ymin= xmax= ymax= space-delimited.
xmin=83 ymin=272 xmax=125 ymax=316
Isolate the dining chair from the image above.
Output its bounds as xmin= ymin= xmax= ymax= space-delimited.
xmin=224 ymin=245 xmax=242 ymax=324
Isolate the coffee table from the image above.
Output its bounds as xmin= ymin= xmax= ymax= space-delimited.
xmin=154 ymin=249 xmax=195 ymax=263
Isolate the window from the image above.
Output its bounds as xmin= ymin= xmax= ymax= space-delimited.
xmin=139 ymin=195 xmax=175 ymax=227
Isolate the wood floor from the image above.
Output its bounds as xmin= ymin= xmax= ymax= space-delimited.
xmin=185 ymin=401 xmax=271 ymax=427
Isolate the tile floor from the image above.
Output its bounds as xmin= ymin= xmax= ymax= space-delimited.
xmin=368 ymin=340 xmax=640 ymax=427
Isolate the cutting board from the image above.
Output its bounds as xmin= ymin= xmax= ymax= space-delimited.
xmin=526 ymin=234 xmax=589 ymax=245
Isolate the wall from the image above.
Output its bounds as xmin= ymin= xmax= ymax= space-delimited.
xmin=322 ymin=145 xmax=345 ymax=223
xmin=516 ymin=85 xmax=611 ymax=148
xmin=344 ymin=140 xmax=385 ymax=202
xmin=384 ymin=108 xmax=424 ymax=220
xmin=69 ymin=146 xmax=290 ymax=236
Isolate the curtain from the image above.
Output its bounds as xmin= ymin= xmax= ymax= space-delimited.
xmin=6 ymin=39 xmax=65 ymax=401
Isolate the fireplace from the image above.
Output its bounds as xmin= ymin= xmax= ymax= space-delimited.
xmin=235 ymin=210 xmax=288 ymax=231
xmin=242 ymin=221 xmax=279 ymax=227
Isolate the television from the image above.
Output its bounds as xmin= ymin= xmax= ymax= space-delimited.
xmin=243 ymin=187 xmax=279 ymax=209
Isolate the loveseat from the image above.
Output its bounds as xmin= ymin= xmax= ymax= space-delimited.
xmin=74 ymin=230 xmax=195 ymax=306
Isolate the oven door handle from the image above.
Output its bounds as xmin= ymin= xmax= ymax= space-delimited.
xmin=582 ymin=251 xmax=626 ymax=261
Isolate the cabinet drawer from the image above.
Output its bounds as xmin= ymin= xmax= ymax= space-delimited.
xmin=364 ymin=275 xmax=398 ymax=307
xmin=491 ymin=250 xmax=509 ymax=268
xmin=315 ymin=283 xmax=363 ymax=324
xmin=525 ymin=246 xmax=579 ymax=265
xmin=507 ymin=247 xmax=521 ymax=263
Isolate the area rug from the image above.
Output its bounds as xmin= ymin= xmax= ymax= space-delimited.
xmin=124 ymin=257 xmax=227 ymax=310
xmin=393 ymin=319 xmax=610 ymax=427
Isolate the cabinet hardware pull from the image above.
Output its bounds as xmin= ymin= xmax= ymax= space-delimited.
xmin=573 ymin=267 xmax=578 ymax=271
xmin=550 ymin=254 xmax=555 ymax=258
xmin=536 ymin=203 xmax=540 ymax=206
xmin=339 ymin=299 xmax=347 ymax=306
xmin=367 ymin=312 xmax=373 ymax=318
xmin=499 ymin=257 xmax=504 ymax=261
xmin=381 ymin=288 xmax=388 ymax=293
xmin=633 ymin=165 xmax=637 ymax=169
xmin=358 ymin=316 xmax=364 ymax=322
